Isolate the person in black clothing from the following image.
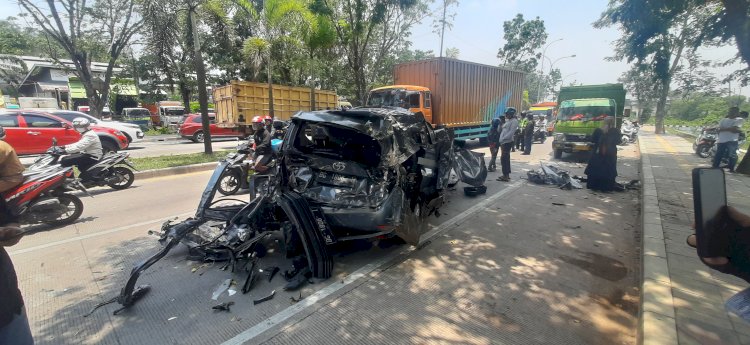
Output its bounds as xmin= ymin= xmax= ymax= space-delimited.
xmin=584 ymin=117 xmax=620 ymax=191
xmin=0 ymin=226 xmax=32 ymax=345
xmin=486 ymin=117 xmax=503 ymax=171
xmin=522 ymin=113 xmax=535 ymax=155
xmin=251 ymin=115 xmax=273 ymax=173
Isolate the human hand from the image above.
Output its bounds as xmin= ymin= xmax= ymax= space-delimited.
xmin=727 ymin=206 xmax=750 ymax=228
xmin=0 ymin=226 xmax=23 ymax=247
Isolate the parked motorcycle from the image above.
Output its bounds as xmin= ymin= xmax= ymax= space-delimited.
xmin=533 ymin=125 xmax=547 ymax=143
xmin=708 ymin=132 xmax=746 ymax=166
xmin=29 ymin=143 xmax=137 ymax=190
xmin=620 ymin=121 xmax=639 ymax=145
xmin=693 ymin=127 xmax=717 ymax=158
xmin=1 ymin=166 xmax=87 ymax=226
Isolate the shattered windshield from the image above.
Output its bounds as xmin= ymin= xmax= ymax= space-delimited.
xmin=367 ymin=89 xmax=420 ymax=109
xmin=291 ymin=122 xmax=382 ymax=167
xmin=558 ymin=100 xmax=615 ymax=121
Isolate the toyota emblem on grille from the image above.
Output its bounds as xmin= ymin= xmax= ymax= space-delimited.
xmin=332 ymin=162 xmax=346 ymax=171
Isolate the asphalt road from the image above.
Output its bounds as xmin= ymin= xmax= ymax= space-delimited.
xmin=9 ymin=139 xmax=642 ymax=345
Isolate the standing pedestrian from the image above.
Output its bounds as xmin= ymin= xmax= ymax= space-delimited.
xmin=497 ymin=108 xmax=519 ymax=182
xmin=522 ymin=113 xmax=535 ymax=155
xmin=486 ymin=118 xmax=502 ymax=171
xmin=0 ymin=127 xmax=33 ymax=345
xmin=584 ymin=116 xmax=620 ymax=192
xmin=713 ymin=107 xmax=744 ymax=172
xmin=514 ymin=111 xmax=527 ymax=152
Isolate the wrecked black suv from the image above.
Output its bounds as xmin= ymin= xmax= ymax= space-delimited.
xmin=110 ymin=107 xmax=486 ymax=313
xmin=283 ymin=108 xmax=486 ymax=244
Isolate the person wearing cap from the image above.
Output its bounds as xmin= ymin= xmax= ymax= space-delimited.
xmin=0 ymin=126 xmax=33 ymax=345
xmin=497 ymin=108 xmax=519 ymax=182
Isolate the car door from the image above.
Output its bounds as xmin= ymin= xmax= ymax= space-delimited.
xmin=20 ymin=113 xmax=79 ymax=152
xmin=0 ymin=113 xmax=28 ymax=154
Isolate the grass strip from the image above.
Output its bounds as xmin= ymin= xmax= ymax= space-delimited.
xmin=129 ymin=150 xmax=231 ymax=171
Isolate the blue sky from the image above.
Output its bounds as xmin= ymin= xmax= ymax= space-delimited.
xmin=2 ymin=0 xmax=746 ymax=96
xmin=409 ymin=0 xmax=748 ymax=96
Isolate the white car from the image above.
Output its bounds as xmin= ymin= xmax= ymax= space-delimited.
xmin=50 ymin=110 xmax=144 ymax=144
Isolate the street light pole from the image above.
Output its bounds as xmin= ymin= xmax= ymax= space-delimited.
xmin=540 ymin=54 xmax=576 ymax=102
xmin=537 ymin=38 xmax=563 ymax=102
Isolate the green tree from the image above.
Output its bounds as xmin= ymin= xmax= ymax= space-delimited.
xmin=595 ymin=1 xmax=711 ymax=134
xmin=619 ymin=64 xmax=657 ymax=123
xmin=445 ymin=47 xmax=459 ymax=59
xmin=319 ymin=0 xmax=427 ymax=104
xmin=18 ymin=0 xmax=143 ymax=118
xmin=496 ymin=14 xmax=547 ymax=73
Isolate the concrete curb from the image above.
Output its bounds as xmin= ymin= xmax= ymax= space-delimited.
xmin=134 ymin=162 xmax=217 ymax=180
xmin=638 ymin=136 xmax=679 ymax=345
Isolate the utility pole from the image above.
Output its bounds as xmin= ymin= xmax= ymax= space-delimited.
xmin=439 ymin=1 xmax=447 ymax=58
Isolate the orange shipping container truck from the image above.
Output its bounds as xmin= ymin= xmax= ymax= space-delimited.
xmin=213 ymin=81 xmax=337 ymax=131
xmin=367 ymin=58 xmax=525 ymax=141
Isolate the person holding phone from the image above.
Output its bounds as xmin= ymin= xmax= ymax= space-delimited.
xmin=691 ymin=168 xmax=750 ymax=283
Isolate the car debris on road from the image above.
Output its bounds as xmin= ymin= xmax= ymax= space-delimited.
xmin=105 ymin=108 xmax=488 ymax=315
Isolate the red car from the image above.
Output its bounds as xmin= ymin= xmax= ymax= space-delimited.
xmin=178 ymin=114 xmax=245 ymax=143
xmin=0 ymin=111 xmax=129 ymax=155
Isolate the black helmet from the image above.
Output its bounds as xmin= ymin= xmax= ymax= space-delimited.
xmin=0 ymin=126 xmax=5 ymax=140
xmin=505 ymin=107 xmax=517 ymax=116
xmin=492 ymin=118 xmax=501 ymax=127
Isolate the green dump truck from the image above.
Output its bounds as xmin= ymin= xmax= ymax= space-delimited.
xmin=552 ymin=84 xmax=626 ymax=159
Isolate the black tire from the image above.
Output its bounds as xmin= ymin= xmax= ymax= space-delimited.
xmin=123 ymin=133 xmax=133 ymax=144
xmin=697 ymin=145 xmax=711 ymax=158
xmin=47 ymin=194 xmax=84 ymax=226
xmin=218 ymin=169 xmax=242 ymax=196
xmin=101 ymin=139 xmax=118 ymax=154
xmin=107 ymin=166 xmax=135 ymax=190
xmin=553 ymin=149 xmax=563 ymax=159
xmin=192 ymin=131 xmax=204 ymax=143
xmin=540 ymin=136 xmax=546 ymax=144
xmin=479 ymin=137 xmax=488 ymax=146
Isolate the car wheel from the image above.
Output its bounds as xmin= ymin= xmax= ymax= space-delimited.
xmin=101 ymin=140 xmax=118 ymax=154
xmin=192 ymin=131 xmax=204 ymax=143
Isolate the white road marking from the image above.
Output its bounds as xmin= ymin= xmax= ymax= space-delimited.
xmin=221 ymin=181 xmax=523 ymax=345
xmin=9 ymin=212 xmax=193 ymax=256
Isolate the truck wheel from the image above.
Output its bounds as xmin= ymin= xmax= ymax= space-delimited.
xmin=553 ymin=149 xmax=563 ymax=159
xmin=192 ymin=131 xmax=205 ymax=143
xmin=479 ymin=137 xmax=488 ymax=146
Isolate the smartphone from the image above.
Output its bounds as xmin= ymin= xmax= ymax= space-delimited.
xmin=692 ymin=168 xmax=729 ymax=258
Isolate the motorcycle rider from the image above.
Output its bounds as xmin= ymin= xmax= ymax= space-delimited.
xmin=251 ymin=116 xmax=273 ymax=173
xmin=0 ymin=126 xmax=24 ymax=230
xmin=0 ymin=126 xmax=33 ymax=345
xmin=263 ymin=115 xmax=273 ymax=133
xmin=60 ymin=117 xmax=103 ymax=179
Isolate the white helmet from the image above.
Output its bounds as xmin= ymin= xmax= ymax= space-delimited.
xmin=72 ymin=117 xmax=91 ymax=132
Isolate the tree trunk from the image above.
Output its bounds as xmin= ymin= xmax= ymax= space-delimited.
xmin=722 ymin=0 xmax=750 ymax=70
xmin=179 ymin=81 xmax=191 ymax=112
xmin=187 ymin=8 xmax=212 ymax=154
xmin=310 ymin=50 xmax=316 ymax=111
xmin=654 ymin=78 xmax=670 ymax=134
xmin=267 ymin=54 xmax=275 ymax=118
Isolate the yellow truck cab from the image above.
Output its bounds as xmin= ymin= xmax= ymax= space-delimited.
xmin=367 ymin=85 xmax=433 ymax=123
